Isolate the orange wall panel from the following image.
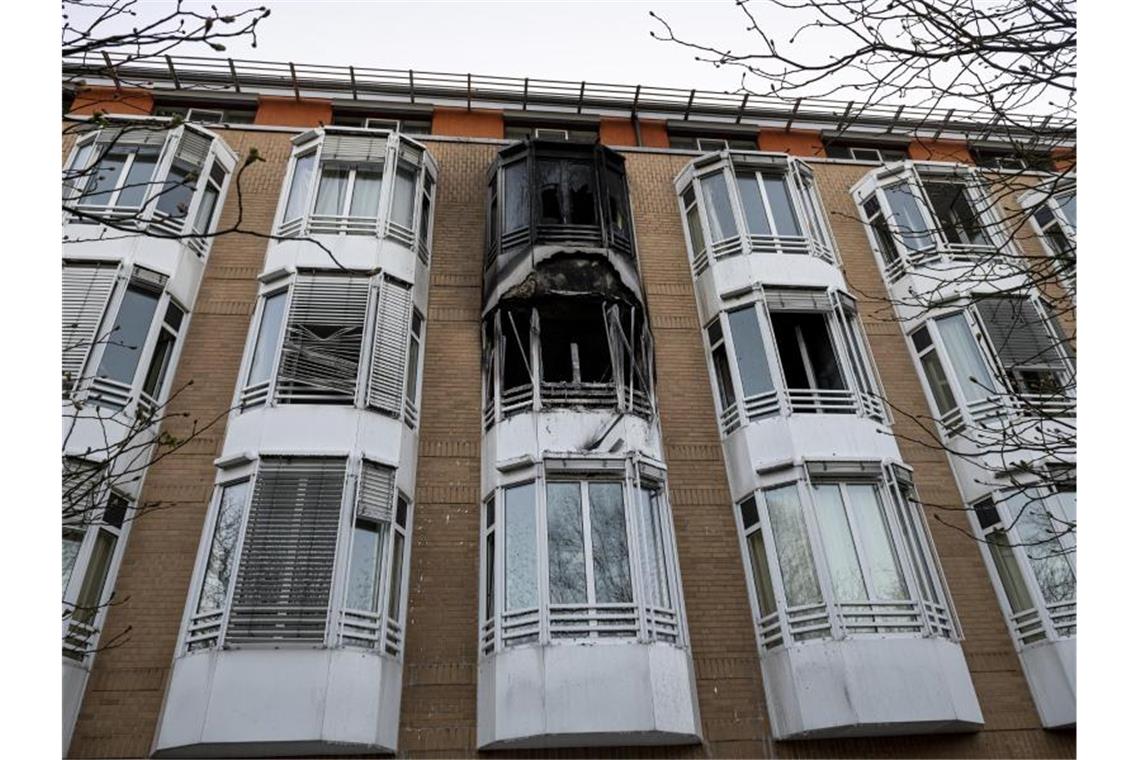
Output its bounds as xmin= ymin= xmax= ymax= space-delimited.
xmin=70 ymin=86 xmax=154 ymax=116
xmin=638 ymin=119 xmax=670 ymax=149
xmin=600 ymin=118 xmax=638 ymax=147
xmin=759 ymin=129 xmax=825 ymax=157
xmin=908 ymin=138 xmax=974 ymax=164
xmin=432 ymin=108 xmax=504 ymax=138
xmin=254 ymin=96 xmax=332 ymax=128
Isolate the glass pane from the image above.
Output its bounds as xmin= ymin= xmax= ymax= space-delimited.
xmin=893 ymin=489 xmax=937 ymax=603
xmin=157 ymin=162 xmax=196 ymax=219
xmin=504 ymin=483 xmax=538 ymax=610
xmin=387 ymin=530 xmax=405 ymax=619
xmin=97 ymin=286 xmax=161 ymax=385
xmin=116 ymin=149 xmax=159 ymax=208
xmin=83 ymin=151 xmax=128 ymax=205
xmin=546 ymin=483 xmax=587 ymax=604
xmin=63 ymin=529 xmax=85 ymax=590
xmin=315 ymin=166 xmax=350 ymax=215
xmin=848 ymin=484 xmax=908 ymax=600
xmin=196 ymin=481 xmax=249 ymax=614
xmin=746 ymin=527 xmax=778 ymax=617
xmin=812 ymin=484 xmax=867 ymax=602
xmin=284 ymin=152 xmax=315 ymax=220
xmin=538 ymin=159 xmax=563 ymax=224
xmin=1056 ymin=193 xmax=1076 ymax=228
xmin=638 ymin=488 xmax=671 ymax=608
xmin=347 ymin=521 xmax=388 ymax=612
xmin=936 ymin=313 xmax=994 ymax=401
xmin=763 ymin=174 xmax=802 ymax=236
xmin=764 ymin=484 xmax=822 ymax=607
xmin=711 ymin=343 xmax=736 ymax=409
xmin=405 ymin=313 xmax=422 ymax=404
xmin=74 ymin=530 xmax=116 ymax=625
xmin=141 ymin=327 xmax=176 ymax=399
xmin=735 ymin=174 xmax=771 ymax=236
xmin=606 ymin=166 xmax=629 ymax=235
xmin=924 ymin=181 xmax=990 ymax=246
xmin=685 ymin=202 xmax=706 ymax=255
xmin=349 ymin=168 xmax=384 ymax=217
xmin=920 ymin=351 xmax=958 ymax=415
xmin=419 ymin=185 xmax=433 ymax=244
xmin=727 ymin=307 xmax=774 ymax=397
xmin=247 ymin=292 xmax=287 ymax=386
xmin=392 ymin=164 xmax=417 ymax=228
xmin=192 ymin=183 xmax=220 ymax=234
xmin=567 ymin=162 xmax=596 ymax=225
xmin=700 ymin=172 xmax=739 ymax=241
xmin=1009 ymin=492 xmax=1075 ymax=604
xmin=589 ymin=482 xmax=633 ymax=603
xmin=988 ymin=531 xmax=1035 ymax=613
xmin=503 ymin=161 xmax=529 ymax=232
xmin=883 ymin=183 xmax=935 ymax=251
xmin=484 ymin=532 xmax=496 ymax=619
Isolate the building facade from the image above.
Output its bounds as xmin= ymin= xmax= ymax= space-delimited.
xmin=61 ymin=55 xmax=1076 ymax=758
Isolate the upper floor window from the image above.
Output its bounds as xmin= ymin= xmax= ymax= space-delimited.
xmin=276 ymin=130 xmax=437 ymax=262
xmin=1022 ymin=184 xmax=1076 ymax=285
xmin=506 ymin=124 xmax=599 ymax=143
xmin=909 ymin=296 xmax=1073 ymax=434
xmin=65 ymin=124 xmax=232 ymax=252
xmin=62 ymin=262 xmax=186 ymax=414
xmin=677 ymin=153 xmax=836 ymax=272
xmin=487 ymin=141 xmax=633 ymax=262
xmin=738 ymin=463 xmax=956 ymax=653
xmin=330 ymin=112 xmax=432 ymax=134
xmin=825 ymin=140 xmax=909 ymax=162
xmin=482 ymin=299 xmax=654 ymax=426
xmin=238 ymin=271 xmax=423 ymax=426
xmin=62 ymin=459 xmax=132 ymax=662
xmin=971 ymin=483 xmax=1075 ymax=646
xmin=481 ymin=462 xmax=682 ymax=654
xmin=154 ymin=104 xmax=256 ymax=125
xmin=185 ymin=456 xmax=412 ymax=655
xmin=703 ymin=288 xmax=886 ymax=433
xmin=854 ymin=163 xmax=1009 ymax=283
xmin=669 ymin=132 xmax=758 ymax=151
xmin=970 ymin=145 xmax=1055 ymax=172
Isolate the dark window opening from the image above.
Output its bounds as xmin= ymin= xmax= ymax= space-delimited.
xmin=970 ymin=146 xmax=1055 ymax=172
xmin=537 ymin=159 xmax=597 ymax=225
xmin=539 ymin=305 xmax=612 ymax=384
xmin=825 ymin=141 xmax=909 ymax=162
xmin=770 ymin=312 xmax=846 ymax=391
xmin=501 ymin=308 xmax=532 ymax=391
xmin=669 ymin=133 xmax=757 ymax=151
xmin=154 ymin=104 xmax=256 ymax=124
xmin=923 ymin=180 xmax=991 ymax=246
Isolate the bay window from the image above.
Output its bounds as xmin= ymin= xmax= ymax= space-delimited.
xmin=737 ymin=464 xmax=955 ymax=652
xmin=1023 ymin=185 xmax=1076 ymax=283
xmin=703 ymin=289 xmax=886 ymax=430
xmin=909 ymin=297 xmax=1073 ymax=433
xmin=677 ymin=153 xmax=837 ymax=268
xmin=238 ymin=271 xmax=421 ymax=424
xmin=276 ymin=130 xmax=437 ymax=248
xmin=972 ymin=485 xmax=1076 ymax=645
xmin=185 ymin=457 xmax=413 ymax=655
xmin=482 ymin=464 xmax=683 ymax=653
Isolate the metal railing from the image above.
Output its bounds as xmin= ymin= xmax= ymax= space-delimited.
xmin=483 ymin=601 xmax=683 ymax=656
xmin=718 ymin=387 xmax=887 ymax=436
xmin=63 ymin=53 xmax=1072 ymax=140
xmin=937 ymin=392 xmax=1075 ymax=438
xmin=693 ymin=232 xmax=837 ymax=277
xmin=754 ymin=597 xmax=957 ymax=654
xmin=883 ymin=243 xmax=1024 ymax=285
xmin=488 ymin=383 xmax=654 ymax=426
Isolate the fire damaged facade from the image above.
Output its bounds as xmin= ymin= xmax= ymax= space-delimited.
xmin=61 ymin=55 xmax=1075 ymax=758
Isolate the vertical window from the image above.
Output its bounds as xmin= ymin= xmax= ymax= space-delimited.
xmin=706 ymin=319 xmax=736 ymax=411
xmin=739 ymin=497 xmax=777 ymax=617
xmin=934 ymin=312 xmax=995 ymax=401
xmin=504 ymin=482 xmax=538 ymax=611
xmin=62 ymin=528 xmax=85 ymax=589
xmin=196 ymin=481 xmax=249 ymax=615
xmin=637 ymin=487 xmax=672 ymax=609
xmin=72 ymin=529 xmax=117 ymax=626
xmin=156 ymin=160 xmax=197 ymax=219
xmin=882 ymin=183 xmax=935 ymax=251
xmin=1006 ymin=491 xmax=1075 ymax=605
xmin=735 ymin=174 xmax=771 ymax=236
xmin=141 ymin=303 xmax=184 ymax=401
xmin=392 ymin=162 xmax=417 ymax=228
xmin=589 ymin=482 xmax=633 ymax=603
xmin=349 ymin=167 xmax=384 ymax=217
xmin=484 ymin=498 xmax=496 ymax=620
xmin=347 ymin=521 xmax=388 ymax=613
xmin=405 ymin=311 xmax=423 ymax=406
xmin=764 ymin=484 xmax=822 ymax=607
xmin=418 ymin=173 xmax=434 ymax=248
xmin=605 ymin=165 xmax=630 ymax=239
xmin=503 ymin=161 xmax=529 ymax=234
xmin=96 ymin=284 xmax=161 ymax=385
xmin=974 ymin=498 xmax=1037 ymax=618
xmin=770 ymin=312 xmax=846 ymax=391
xmin=314 ymin=165 xmax=349 ymax=216
xmin=681 ymin=186 xmax=706 ymax=257
xmin=763 ymin=174 xmax=802 ymax=236
xmin=246 ymin=291 xmax=288 ymax=387
xmin=546 ymin=482 xmax=588 ymax=604
xmin=726 ymin=307 xmax=774 ymax=397
xmin=700 ymin=172 xmax=738 ymax=241
xmin=862 ymin=196 xmax=901 ymax=267
xmin=387 ymin=497 xmax=409 ymax=620
xmin=116 ymin=148 xmax=160 ymax=208
xmin=973 ymin=297 xmax=1069 ymax=396
xmin=283 ymin=151 xmax=316 ymax=222
xmin=911 ymin=326 xmax=957 ymax=415
xmin=812 ymin=484 xmax=868 ymax=602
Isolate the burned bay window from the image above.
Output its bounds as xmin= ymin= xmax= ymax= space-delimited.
xmin=484 ymin=298 xmax=654 ymax=420
xmin=486 ymin=140 xmax=635 ymax=261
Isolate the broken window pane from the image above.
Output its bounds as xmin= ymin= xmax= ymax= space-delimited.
xmin=923 ymin=181 xmax=991 ymax=246
xmin=770 ymin=312 xmax=846 ymax=391
xmin=501 ymin=309 xmax=532 ymax=391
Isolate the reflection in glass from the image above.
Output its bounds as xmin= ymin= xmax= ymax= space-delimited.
xmin=97 ymin=286 xmax=160 ymax=385
xmin=849 ymin=484 xmax=907 ymax=600
xmin=546 ymin=483 xmax=587 ymax=603
xmin=589 ymin=482 xmax=632 ymax=603
xmin=813 ymin=484 xmax=867 ymax=602
xmin=763 ymin=174 xmax=802 ymax=236
xmin=701 ymin=172 xmax=739 ymax=241
xmin=247 ymin=292 xmax=287 ymax=386
xmin=196 ymin=481 xmax=249 ymax=614
xmin=765 ymin=484 xmax=822 ymax=607
xmin=284 ymin=152 xmax=316 ymax=220
xmin=347 ymin=520 xmax=388 ymax=612
xmin=315 ymin=166 xmax=349 ymax=215
xmin=505 ymin=483 xmax=537 ymax=610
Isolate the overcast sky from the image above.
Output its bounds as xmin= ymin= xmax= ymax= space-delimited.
xmin=95 ymin=1 xmax=795 ymax=95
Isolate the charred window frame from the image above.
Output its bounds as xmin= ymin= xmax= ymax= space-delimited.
xmin=486 ymin=141 xmax=636 ymax=265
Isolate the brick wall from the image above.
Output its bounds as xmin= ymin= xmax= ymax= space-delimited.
xmin=66 ymin=137 xmax=1075 ymax=758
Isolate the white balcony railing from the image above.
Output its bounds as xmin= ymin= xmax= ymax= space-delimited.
xmin=937 ymin=392 xmax=1075 ymax=438
xmin=719 ymin=387 xmax=887 ymax=435
xmin=482 ymin=601 xmax=683 ymax=657
xmin=754 ymin=597 xmax=956 ymax=654
xmin=692 ymin=232 xmax=836 ymax=278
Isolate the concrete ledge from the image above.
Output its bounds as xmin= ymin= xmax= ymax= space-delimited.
xmin=477 ymin=641 xmax=702 ymax=749
xmin=153 ymin=648 xmax=402 ymax=757
xmin=1020 ymin=637 xmax=1075 ymax=728
xmin=761 ymin=636 xmax=983 ymax=739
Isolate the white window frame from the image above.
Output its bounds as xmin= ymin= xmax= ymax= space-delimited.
xmin=1021 ymin=183 xmax=1076 ymax=292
